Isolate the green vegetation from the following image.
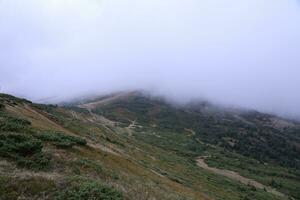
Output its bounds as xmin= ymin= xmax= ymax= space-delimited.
xmin=0 ymin=93 xmax=299 ymax=200
xmin=94 ymin=95 xmax=300 ymax=169
xmin=55 ymin=177 xmax=123 ymax=200
xmin=34 ymin=131 xmax=87 ymax=149
xmin=0 ymin=114 xmax=31 ymax=132
xmin=131 ymin=129 xmax=286 ymax=200
xmin=0 ymin=133 xmax=42 ymax=157
xmin=0 ymin=133 xmax=51 ymax=170
xmin=204 ymin=148 xmax=300 ymax=199
xmin=134 ymin=130 xmax=206 ymax=159
xmin=0 ymin=176 xmax=56 ymax=199
xmin=71 ymin=158 xmax=103 ymax=175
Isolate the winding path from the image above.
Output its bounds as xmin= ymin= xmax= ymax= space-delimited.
xmin=196 ymin=157 xmax=285 ymax=198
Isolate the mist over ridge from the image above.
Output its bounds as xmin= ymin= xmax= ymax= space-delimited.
xmin=0 ymin=0 xmax=300 ymax=119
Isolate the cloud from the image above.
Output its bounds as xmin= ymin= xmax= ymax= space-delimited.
xmin=0 ymin=0 xmax=300 ymax=118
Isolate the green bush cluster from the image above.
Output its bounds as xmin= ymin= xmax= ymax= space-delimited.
xmin=16 ymin=152 xmax=52 ymax=170
xmin=0 ymin=133 xmax=42 ymax=157
xmin=0 ymin=133 xmax=51 ymax=170
xmin=34 ymin=131 xmax=86 ymax=149
xmin=0 ymin=115 xmax=31 ymax=132
xmin=55 ymin=178 xmax=123 ymax=200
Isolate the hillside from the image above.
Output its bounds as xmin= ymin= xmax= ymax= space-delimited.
xmin=0 ymin=92 xmax=299 ymax=200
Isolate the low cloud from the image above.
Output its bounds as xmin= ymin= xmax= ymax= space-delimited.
xmin=0 ymin=0 xmax=300 ymax=118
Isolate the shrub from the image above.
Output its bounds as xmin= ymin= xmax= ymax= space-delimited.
xmin=55 ymin=178 xmax=123 ymax=200
xmin=0 ymin=133 xmax=42 ymax=157
xmin=16 ymin=152 xmax=52 ymax=170
xmin=0 ymin=115 xmax=31 ymax=132
xmin=34 ymin=131 xmax=86 ymax=149
xmin=0 ymin=133 xmax=51 ymax=170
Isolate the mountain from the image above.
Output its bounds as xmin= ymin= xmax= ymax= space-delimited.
xmin=0 ymin=92 xmax=299 ymax=200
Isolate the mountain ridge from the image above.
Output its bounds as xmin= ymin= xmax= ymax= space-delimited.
xmin=0 ymin=92 xmax=299 ymax=199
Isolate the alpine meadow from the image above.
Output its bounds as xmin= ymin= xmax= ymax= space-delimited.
xmin=0 ymin=1 xmax=300 ymax=200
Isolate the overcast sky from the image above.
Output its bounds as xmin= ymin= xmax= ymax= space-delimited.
xmin=0 ymin=0 xmax=300 ymax=118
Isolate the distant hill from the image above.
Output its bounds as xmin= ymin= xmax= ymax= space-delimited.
xmin=77 ymin=91 xmax=300 ymax=169
xmin=0 ymin=92 xmax=299 ymax=199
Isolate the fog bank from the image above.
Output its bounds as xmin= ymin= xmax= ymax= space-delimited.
xmin=0 ymin=0 xmax=300 ymax=118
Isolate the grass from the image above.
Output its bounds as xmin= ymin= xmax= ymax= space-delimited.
xmin=0 ymin=93 xmax=298 ymax=200
xmin=55 ymin=176 xmax=123 ymax=200
xmin=203 ymin=147 xmax=300 ymax=199
xmin=0 ymin=175 xmax=56 ymax=199
xmin=129 ymin=129 xmax=289 ymax=200
xmin=93 ymin=95 xmax=300 ymax=169
xmin=70 ymin=158 xmax=103 ymax=175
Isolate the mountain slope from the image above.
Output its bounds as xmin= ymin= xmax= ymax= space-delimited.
xmin=0 ymin=92 xmax=299 ymax=200
xmin=81 ymin=92 xmax=300 ymax=169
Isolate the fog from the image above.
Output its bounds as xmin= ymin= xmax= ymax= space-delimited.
xmin=0 ymin=0 xmax=300 ymax=118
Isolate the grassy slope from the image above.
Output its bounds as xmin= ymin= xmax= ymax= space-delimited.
xmin=84 ymin=93 xmax=300 ymax=199
xmin=0 ymin=93 xmax=299 ymax=200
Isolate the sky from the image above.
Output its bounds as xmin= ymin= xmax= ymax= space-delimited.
xmin=0 ymin=0 xmax=300 ymax=118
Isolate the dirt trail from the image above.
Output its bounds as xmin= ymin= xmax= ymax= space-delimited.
xmin=126 ymin=120 xmax=136 ymax=136
xmin=196 ymin=157 xmax=285 ymax=197
xmin=70 ymin=111 xmax=81 ymax=120
xmin=185 ymin=128 xmax=196 ymax=136
xmin=79 ymin=93 xmax=126 ymax=110
xmin=10 ymin=104 xmax=123 ymax=158
xmin=84 ymin=108 xmax=116 ymax=135
xmin=88 ymin=143 xmax=121 ymax=156
xmin=89 ymin=111 xmax=115 ymax=127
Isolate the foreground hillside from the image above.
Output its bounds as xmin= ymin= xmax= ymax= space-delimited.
xmin=0 ymin=92 xmax=299 ymax=200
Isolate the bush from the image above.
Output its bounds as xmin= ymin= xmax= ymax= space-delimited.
xmin=0 ymin=115 xmax=31 ymax=132
xmin=16 ymin=152 xmax=52 ymax=170
xmin=55 ymin=178 xmax=123 ymax=200
xmin=34 ymin=131 xmax=86 ymax=149
xmin=0 ymin=133 xmax=42 ymax=157
xmin=0 ymin=133 xmax=51 ymax=170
